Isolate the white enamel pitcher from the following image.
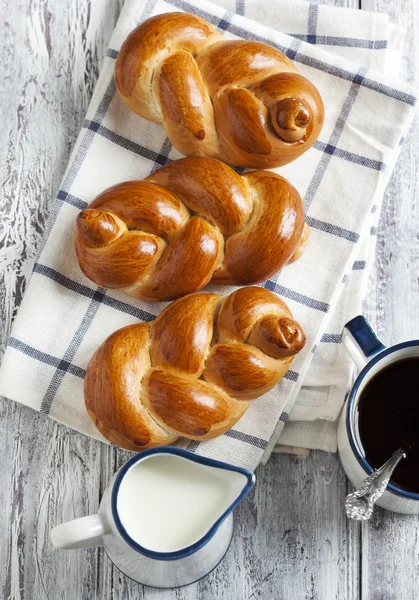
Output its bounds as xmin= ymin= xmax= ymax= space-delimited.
xmin=51 ymin=447 xmax=255 ymax=588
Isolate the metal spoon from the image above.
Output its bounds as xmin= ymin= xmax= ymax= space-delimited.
xmin=345 ymin=448 xmax=406 ymax=520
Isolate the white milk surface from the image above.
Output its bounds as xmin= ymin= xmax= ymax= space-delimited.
xmin=116 ymin=454 xmax=244 ymax=552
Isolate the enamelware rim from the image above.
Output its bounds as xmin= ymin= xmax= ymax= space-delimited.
xmin=111 ymin=446 xmax=255 ymax=560
xmin=346 ymin=340 xmax=419 ymax=500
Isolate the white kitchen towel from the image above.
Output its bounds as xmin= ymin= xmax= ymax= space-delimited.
xmin=268 ymin=0 xmax=406 ymax=453
xmin=0 ymin=0 xmax=417 ymax=471
xmin=215 ymin=0 xmax=406 ymax=454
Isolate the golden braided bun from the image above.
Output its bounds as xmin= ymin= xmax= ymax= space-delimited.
xmin=85 ymin=287 xmax=305 ymax=451
xmin=75 ymin=157 xmax=309 ymax=302
xmin=115 ymin=12 xmax=324 ymax=169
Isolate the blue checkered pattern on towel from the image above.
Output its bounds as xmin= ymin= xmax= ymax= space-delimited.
xmin=0 ymin=0 xmax=417 ymax=470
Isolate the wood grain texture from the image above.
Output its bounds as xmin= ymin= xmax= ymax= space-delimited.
xmin=1 ymin=0 xmax=418 ymax=599
xmin=359 ymin=0 xmax=419 ymax=598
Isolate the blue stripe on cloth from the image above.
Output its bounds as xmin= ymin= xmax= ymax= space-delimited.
xmin=8 ymin=338 xmax=86 ymax=379
xmin=312 ymin=141 xmax=385 ymax=171
xmin=186 ymin=441 xmax=201 ymax=452
xmin=284 ymin=370 xmax=299 ymax=382
xmin=107 ymin=48 xmax=118 ymax=59
xmin=371 ymin=226 xmax=378 ymax=235
xmin=83 ymin=120 xmax=171 ymax=166
xmin=33 ymin=263 xmax=156 ymax=322
xmin=352 ymin=260 xmax=366 ymax=270
xmin=264 ymin=280 xmax=330 ymax=312
xmin=295 ymin=55 xmax=417 ymax=106
xmin=150 ymin=136 xmax=173 ymax=173
xmin=292 ymin=35 xmax=387 ymax=49
xmin=224 ymin=430 xmax=268 ymax=449
xmin=307 ymin=1 xmax=318 ymax=45
xmin=187 ymin=430 xmax=268 ymax=451
xmin=235 ymin=0 xmax=245 ymax=16
xmin=287 ymin=36 xmax=303 ymax=59
xmin=361 ymin=78 xmax=417 ymax=105
xmin=62 ymin=81 xmax=116 ymax=194
xmin=218 ymin=17 xmax=231 ymax=31
xmin=40 ymin=291 xmax=106 ymax=413
xmin=167 ymin=0 xmax=301 ymax=56
xmin=320 ymin=333 xmax=342 ymax=343
xmin=304 ymin=67 xmax=368 ymax=213
xmin=305 ymin=66 xmax=368 ymax=211
xmin=305 ymin=216 xmax=359 ymax=242
xmin=165 ymin=0 xmax=251 ymax=38
xmin=57 ymin=190 xmax=88 ymax=210
xmin=35 ymin=78 xmax=117 ymax=262
xmin=279 ymin=411 xmax=289 ymax=422
xmin=165 ymin=0 xmax=416 ymax=105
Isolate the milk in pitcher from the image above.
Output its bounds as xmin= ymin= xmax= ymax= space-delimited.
xmin=117 ymin=453 xmax=245 ymax=552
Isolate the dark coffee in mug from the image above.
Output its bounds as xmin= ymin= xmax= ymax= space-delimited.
xmin=357 ymin=356 xmax=419 ymax=493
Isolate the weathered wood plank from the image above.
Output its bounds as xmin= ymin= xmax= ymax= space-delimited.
xmin=359 ymin=0 xmax=419 ymax=598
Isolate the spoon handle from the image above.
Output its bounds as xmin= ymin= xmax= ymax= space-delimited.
xmin=345 ymin=448 xmax=406 ymax=520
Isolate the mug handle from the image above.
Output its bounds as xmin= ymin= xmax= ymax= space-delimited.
xmin=342 ymin=315 xmax=386 ymax=372
xmin=51 ymin=514 xmax=109 ymax=550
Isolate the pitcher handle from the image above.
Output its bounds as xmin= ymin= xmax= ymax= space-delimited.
xmin=343 ymin=316 xmax=386 ymax=372
xmin=51 ymin=514 xmax=109 ymax=550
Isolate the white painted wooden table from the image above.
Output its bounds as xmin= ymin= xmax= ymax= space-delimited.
xmin=1 ymin=0 xmax=418 ymax=598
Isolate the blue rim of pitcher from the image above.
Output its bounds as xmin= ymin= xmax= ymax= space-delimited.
xmin=347 ymin=339 xmax=419 ymax=500
xmin=110 ymin=446 xmax=255 ymax=561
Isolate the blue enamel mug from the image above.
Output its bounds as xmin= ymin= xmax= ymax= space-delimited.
xmin=338 ymin=316 xmax=419 ymax=514
xmin=51 ymin=447 xmax=255 ymax=587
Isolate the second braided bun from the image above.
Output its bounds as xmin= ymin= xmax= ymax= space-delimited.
xmin=76 ymin=157 xmax=309 ymax=302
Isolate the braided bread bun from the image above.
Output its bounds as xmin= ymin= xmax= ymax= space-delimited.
xmin=85 ymin=287 xmax=305 ymax=451
xmin=76 ymin=157 xmax=309 ymax=302
xmin=115 ymin=12 xmax=324 ymax=169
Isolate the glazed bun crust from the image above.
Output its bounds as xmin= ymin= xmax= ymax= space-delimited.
xmin=114 ymin=12 xmax=324 ymax=169
xmin=76 ymin=157 xmax=309 ymax=302
xmin=85 ymin=287 xmax=306 ymax=451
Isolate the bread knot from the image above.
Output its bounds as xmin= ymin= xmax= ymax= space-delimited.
xmin=115 ymin=12 xmax=324 ymax=169
xmin=85 ymin=287 xmax=306 ymax=450
xmin=76 ymin=157 xmax=309 ymax=301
